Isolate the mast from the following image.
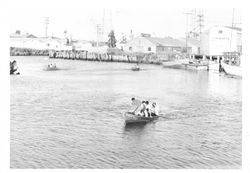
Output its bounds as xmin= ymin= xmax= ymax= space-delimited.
xmin=44 ymin=17 xmax=49 ymax=38
xmin=184 ymin=12 xmax=192 ymax=58
xmin=230 ymin=8 xmax=235 ymax=50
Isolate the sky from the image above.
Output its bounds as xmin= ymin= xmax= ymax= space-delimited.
xmin=9 ymin=7 xmax=241 ymax=41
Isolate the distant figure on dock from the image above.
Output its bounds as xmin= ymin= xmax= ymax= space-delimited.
xmin=10 ymin=60 xmax=20 ymax=75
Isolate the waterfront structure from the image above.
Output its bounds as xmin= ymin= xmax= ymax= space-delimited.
xmin=200 ymin=26 xmax=242 ymax=56
xmin=72 ymin=40 xmax=92 ymax=51
xmin=123 ymin=34 xmax=192 ymax=61
xmin=178 ymin=37 xmax=201 ymax=55
xmin=116 ymin=39 xmax=127 ymax=51
xmin=10 ymin=31 xmax=92 ymax=51
xmin=10 ymin=30 xmax=37 ymax=38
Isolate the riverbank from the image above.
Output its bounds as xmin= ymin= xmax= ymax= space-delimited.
xmin=10 ymin=47 xmax=162 ymax=65
xmin=10 ymin=47 xmax=49 ymax=56
xmin=49 ymin=50 xmax=162 ymax=65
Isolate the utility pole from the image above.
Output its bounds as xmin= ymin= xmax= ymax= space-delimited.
xmin=197 ymin=13 xmax=204 ymax=41
xmin=44 ymin=17 xmax=49 ymax=38
xmin=184 ymin=12 xmax=192 ymax=58
xmin=188 ymin=9 xmax=204 ymax=40
xmin=96 ymin=24 xmax=103 ymax=47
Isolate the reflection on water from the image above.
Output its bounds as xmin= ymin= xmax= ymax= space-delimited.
xmin=124 ymin=122 xmax=147 ymax=131
xmin=10 ymin=56 xmax=241 ymax=168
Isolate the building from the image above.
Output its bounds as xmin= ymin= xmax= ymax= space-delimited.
xmin=123 ymin=34 xmax=192 ymax=60
xmin=200 ymin=26 xmax=242 ymax=56
xmin=10 ymin=30 xmax=92 ymax=51
xmin=10 ymin=30 xmax=37 ymax=38
xmin=73 ymin=40 xmax=92 ymax=51
xmin=116 ymin=40 xmax=127 ymax=51
xmin=178 ymin=37 xmax=201 ymax=55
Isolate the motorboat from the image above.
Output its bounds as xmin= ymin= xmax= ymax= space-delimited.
xmin=162 ymin=59 xmax=188 ymax=69
xmin=124 ymin=112 xmax=159 ymax=124
xmin=182 ymin=60 xmax=209 ymax=70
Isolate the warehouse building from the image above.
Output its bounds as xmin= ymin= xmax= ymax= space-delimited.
xmin=200 ymin=26 xmax=242 ymax=56
xmin=123 ymin=34 xmax=193 ymax=61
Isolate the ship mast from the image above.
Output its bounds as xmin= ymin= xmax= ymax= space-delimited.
xmin=230 ymin=8 xmax=235 ymax=50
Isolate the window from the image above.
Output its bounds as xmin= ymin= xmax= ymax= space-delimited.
xmin=148 ymin=47 xmax=151 ymax=51
xmin=129 ymin=47 xmax=132 ymax=51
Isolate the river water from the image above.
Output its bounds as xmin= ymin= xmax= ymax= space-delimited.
xmin=10 ymin=56 xmax=242 ymax=169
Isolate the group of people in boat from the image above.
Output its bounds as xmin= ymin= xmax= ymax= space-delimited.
xmin=10 ymin=60 xmax=20 ymax=75
xmin=47 ymin=63 xmax=57 ymax=68
xmin=130 ymin=97 xmax=159 ymax=117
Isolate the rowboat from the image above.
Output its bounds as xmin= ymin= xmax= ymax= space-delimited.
xmin=131 ymin=66 xmax=140 ymax=71
xmin=124 ymin=112 xmax=159 ymax=124
xmin=43 ymin=65 xmax=58 ymax=71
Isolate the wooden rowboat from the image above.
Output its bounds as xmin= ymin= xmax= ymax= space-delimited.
xmin=124 ymin=112 xmax=159 ymax=124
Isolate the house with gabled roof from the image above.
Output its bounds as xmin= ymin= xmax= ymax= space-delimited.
xmin=123 ymin=34 xmax=193 ymax=60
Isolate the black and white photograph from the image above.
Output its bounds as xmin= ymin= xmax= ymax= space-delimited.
xmin=1 ymin=0 xmax=250 ymax=172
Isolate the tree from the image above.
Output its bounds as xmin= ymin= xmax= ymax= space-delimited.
xmin=108 ymin=30 xmax=116 ymax=48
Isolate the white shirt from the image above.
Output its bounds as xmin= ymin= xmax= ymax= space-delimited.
xmin=151 ymin=105 xmax=159 ymax=115
xmin=131 ymin=99 xmax=142 ymax=113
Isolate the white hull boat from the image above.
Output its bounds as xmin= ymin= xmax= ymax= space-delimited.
xmin=222 ymin=62 xmax=242 ymax=77
xmin=182 ymin=62 xmax=209 ymax=70
xmin=162 ymin=59 xmax=188 ymax=69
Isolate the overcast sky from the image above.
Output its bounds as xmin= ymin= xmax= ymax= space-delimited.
xmin=9 ymin=8 xmax=241 ymax=41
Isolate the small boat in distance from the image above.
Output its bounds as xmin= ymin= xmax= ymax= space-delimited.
xmin=10 ymin=60 xmax=20 ymax=75
xmin=43 ymin=64 xmax=59 ymax=71
xmin=124 ymin=112 xmax=159 ymax=124
xmin=131 ymin=66 xmax=140 ymax=71
xmin=131 ymin=63 xmax=140 ymax=71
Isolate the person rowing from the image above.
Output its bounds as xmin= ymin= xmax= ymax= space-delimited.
xmin=138 ymin=101 xmax=147 ymax=117
xmin=10 ymin=60 xmax=20 ymax=75
xmin=130 ymin=97 xmax=142 ymax=115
